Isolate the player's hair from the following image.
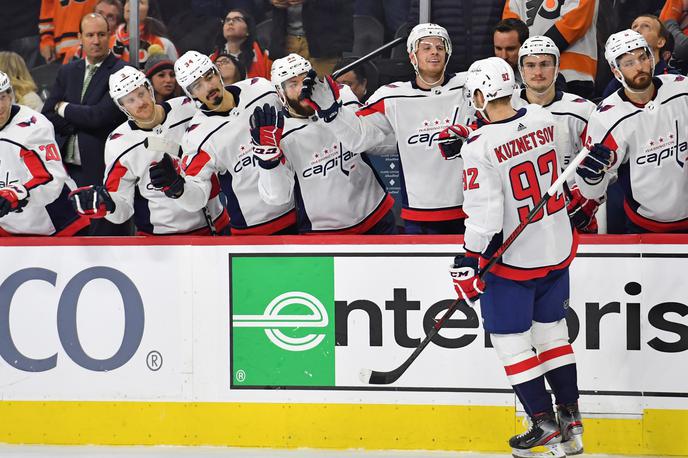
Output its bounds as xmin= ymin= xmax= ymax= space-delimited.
xmin=493 ymin=18 xmax=529 ymax=46
xmin=0 ymin=52 xmax=37 ymax=100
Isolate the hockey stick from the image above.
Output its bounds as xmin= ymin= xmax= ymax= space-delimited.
xmin=331 ymin=36 xmax=406 ymax=80
xmin=360 ymin=147 xmax=592 ymax=385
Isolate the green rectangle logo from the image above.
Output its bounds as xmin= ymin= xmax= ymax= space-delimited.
xmin=231 ymin=256 xmax=335 ymax=387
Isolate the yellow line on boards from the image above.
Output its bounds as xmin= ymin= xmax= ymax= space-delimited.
xmin=0 ymin=402 xmax=686 ymax=455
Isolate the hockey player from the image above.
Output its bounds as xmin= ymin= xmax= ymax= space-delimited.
xmin=300 ymin=23 xmax=474 ymax=234
xmin=250 ymin=54 xmax=397 ymax=235
xmin=513 ymin=35 xmax=601 ymax=233
xmin=68 ymin=66 xmax=229 ymax=235
xmin=575 ymin=29 xmax=688 ymax=233
xmin=0 ymin=71 xmax=89 ymax=236
xmin=451 ymin=57 xmax=582 ymax=457
xmin=149 ymin=50 xmax=296 ymax=235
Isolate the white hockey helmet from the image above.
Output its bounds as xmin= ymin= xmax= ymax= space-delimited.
xmin=518 ymin=36 xmax=560 ymax=92
xmin=604 ymin=29 xmax=654 ymax=91
xmin=174 ymin=50 xmax=219 ymax=97
xmin=109 ymin=66 xmax=155 ymax=119
xmin=407 ymin=23 xmax=452 ymax=56
xmin=518 ymin=36 xmax=560 ymax=69
xmin=0 ymin=70 xmax=14 ymax=102
xmin=465 ymin=57 xmax=516 ymax=116
xmin=605 ymin=29 xmax=652 ymax=68
xmin=271 ymin=53 xmax=312 ymax=104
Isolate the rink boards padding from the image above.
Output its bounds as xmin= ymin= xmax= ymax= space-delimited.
xmin=0 ymin=234 xmax=686 ymax=455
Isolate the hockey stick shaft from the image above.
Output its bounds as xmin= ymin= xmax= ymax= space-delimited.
xmin=366 ymin=147 xmax=591 ymax=385
xmin=331 ymin=36 xmax=406 ymax=80
xmin=201 ymin=206 xmax=217 ymax=236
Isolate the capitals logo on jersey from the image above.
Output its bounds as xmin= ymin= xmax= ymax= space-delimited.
xmin=636 ymin=124 xmax=688 ymax=168
xmin=407 ymin=117 xmax=452 ymax=149
xmin=233 ymin=144 xmax=260 ymax=173
xmin=525 ymin=0 xmax=565 ymax=26
xmin=303 ymin=143 xmax=357 ymax=178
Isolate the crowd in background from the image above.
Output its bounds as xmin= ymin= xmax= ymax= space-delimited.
xmin=0 ymin=0 xmax=686 ymax=236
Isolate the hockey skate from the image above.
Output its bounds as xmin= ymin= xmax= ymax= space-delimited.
xmin=510 ymin=412 xmax=565 ymax=458
xmin=557 ymin=403 xmax=584 ymax=455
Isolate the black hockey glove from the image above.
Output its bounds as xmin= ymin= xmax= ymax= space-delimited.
xmin=149 ymin=153 xmax=185 ymax=198
xmin=576 ymin=143 xmax=614 ymax=184
xmin=250 ymin=103 xmax=284 ymax=169
xmin=68 ymin=185 xmax=115 ymax=218
xmin=0 ymin=184 xmax=29 ymax=218
xmin=299 ymin=69 xmax=341 ymax=122
xmin=438 ymin=124 xmax=472 ymax=160
xmin=449 ymin=254 xmax=485 ymax=304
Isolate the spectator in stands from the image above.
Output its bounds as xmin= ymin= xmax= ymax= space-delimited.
xmin=660 ymin=0 xmax=688 ymax=71
xmin=493 ymin=18 xmax=529 ymax=85
xmin=39 ymin=0 xmax=98 ymax=63
xmin=601 ymin=14 xmax=679 ymax=98
xmin=408 ymin=0 xmax=505 ymax=73
xmin=110 ymin=0 xmax=178 ymax=67
xmin=354 ymin=0 xmax=411 ymax=41
xmin=268 ymin=0 xmax=354 ymax=77
xmin=333 ymin=57 xmax=378 ymax=103
xmin=0 ymin=52 xmax=43 ymax=111
xmin=95 ymin=0 xmax=123 ymax=36
xmin=0 ymin=0 xmax=42 ymax=69
xmin=42 ymin=13 xmax=128 ymax=234
xmin=211 ymin=52 xmax=246 ymax=84
xmin=503 ymin=0 xmax=599 ymax=99
xmin=144 ymin=52 xmax=182 ymax=103
xmin=211 ymin=8 xmax=271 ymax=79
xmin=62 ymin=0 xmax=124 ymax=63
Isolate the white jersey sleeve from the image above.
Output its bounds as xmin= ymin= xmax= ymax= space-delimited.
xmin=18 ymin=112 xmax=68 ymax=208
xmin=258 ymin=159 xmax=296 ymax=206
xmin=102 ymin=136 xmax=136 ymax=224
xmin=327 ymin=84 xmax=396 ymax=153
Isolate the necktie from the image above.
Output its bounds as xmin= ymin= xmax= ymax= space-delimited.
xmin=81 ymin=64 xmax=96 ymax=101
xmin=65 ymin=64 xmax=97 ymax=165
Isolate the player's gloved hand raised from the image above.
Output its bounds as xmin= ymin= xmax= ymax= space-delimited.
xmin=0 ymin=184 xmax=29 ymax=218
xmin=449 ymin=254 xmax=485 ymax=304
xmin=566 ymin=184 xmax=601 ymax=233
xmin=438 ymin=124 xmax=472 ymax=160
xmin=149 ymin=153 xmax=185 ymax=198
xmin=299 ymin=69 xmax=341 ymax=122
xmin=576 ymin=143 xmax=613 ymax=183
xmin=68 ymin=185 xmax=115 ymax=218
xmin=250 ymin=103 xmax=284 ymax=169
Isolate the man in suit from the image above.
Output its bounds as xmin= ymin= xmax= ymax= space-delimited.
xmin=43 ymin=12 xmax=129 ymax=234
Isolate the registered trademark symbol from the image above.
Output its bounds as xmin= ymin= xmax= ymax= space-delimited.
xmin=236 ymin=369 xmax=246 ymax=382
xmin=146 ymin=351 xmax=162 ymax=371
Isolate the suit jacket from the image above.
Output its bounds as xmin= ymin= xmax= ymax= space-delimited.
xmin=43 ymin=52 xmax=127 ymax=186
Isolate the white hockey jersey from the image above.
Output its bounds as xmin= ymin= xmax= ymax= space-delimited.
xmin=326 ymin=73 xmax=474 ymax=222
xmin=103 ymin=96 xmax=229 ymax=235
xmin=179 ymin=78 xmax=296 ymax=234
xmin=513 ymin=89 xmax=595 ymax=185
xmin=0 ymin=105 xmax=89 ymax=236
xmin=575 ymin=75 xmax=688 ymax=232
xmin=462 ymin=105 xmax=577 ymax=280
xmin=258 ymin=87 xmax=394 ymax=233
